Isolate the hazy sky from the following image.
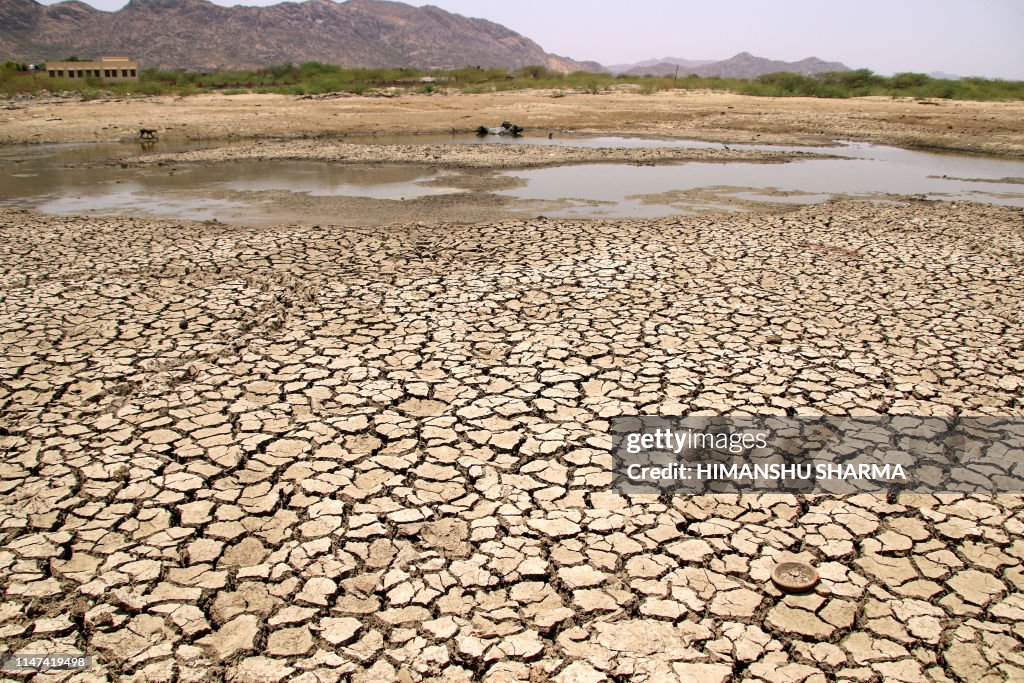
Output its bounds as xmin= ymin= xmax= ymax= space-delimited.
xmin=39 ymin=0 xmax=1024 ymax=78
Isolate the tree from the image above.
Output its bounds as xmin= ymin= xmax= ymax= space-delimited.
xmin=891 ymin=72 xmax=930 ymax=89
xmin=516 ymin=65 xmax=549 ymax=79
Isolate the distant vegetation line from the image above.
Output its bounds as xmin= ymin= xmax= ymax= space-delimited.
xmin=3 ymin=61 xmax=1023 ymax=101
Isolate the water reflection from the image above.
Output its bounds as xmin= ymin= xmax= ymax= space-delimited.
xmin=501 ymin=142 xmax=1024 ymax=217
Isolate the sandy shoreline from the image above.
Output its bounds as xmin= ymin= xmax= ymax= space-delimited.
xmin=3 ymin=90 xmax=1024 ymax=157
xmin=1 ymin=200 xmax=1023 ymax=679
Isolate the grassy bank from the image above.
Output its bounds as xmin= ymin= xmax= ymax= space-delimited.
xmin=3 ymin=61 xmax=1023 ymax=101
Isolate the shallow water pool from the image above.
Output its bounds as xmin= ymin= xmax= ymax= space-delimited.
xmin=1 ymin=138 xmax=1022 ymax=223
xmin=501 ymin=141 xmax=1024 ymax=217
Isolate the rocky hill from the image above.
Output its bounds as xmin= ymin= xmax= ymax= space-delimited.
xmin=0 ymin=0 xmax=602 ymax=72
xmin=624 ymin=52 xmax=850 ymax=78
xmin=606 ymin=57 xmax=715 ymax=74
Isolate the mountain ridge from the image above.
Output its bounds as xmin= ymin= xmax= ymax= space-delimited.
xmin=0 ymin=0 xmax=603 ymax=72
xmin=620 ymin=52 xmax=851 ymax=78
xmin=606 ymin=56 xmax=716 ymax=74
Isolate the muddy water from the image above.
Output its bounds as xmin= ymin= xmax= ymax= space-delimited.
xmin=502 ymin=142 xmax=1024 ymax=217
xmin=1 ymin=138 xmax=1022 ymax=224
xmin=0 ymin=142 xmax=456 ymax=223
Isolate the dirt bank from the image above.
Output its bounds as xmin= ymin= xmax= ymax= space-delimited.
xmin=2 ymin=89 xmax=1023 ymax=156
xmin=116 ymin=139 xmax=829 ymax=169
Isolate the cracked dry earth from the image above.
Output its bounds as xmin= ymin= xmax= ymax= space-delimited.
xmin=1 ymin=199 xmax=1024 ymax=683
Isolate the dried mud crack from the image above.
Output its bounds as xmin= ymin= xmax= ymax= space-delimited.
xmin=1 ymin=201 xmax=1023 ymax=682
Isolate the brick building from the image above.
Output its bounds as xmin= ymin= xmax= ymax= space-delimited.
xmin=46 ymin=56 xmax=139 ymax=82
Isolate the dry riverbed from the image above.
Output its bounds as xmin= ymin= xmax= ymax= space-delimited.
xmin=3 ymin=89 xmax=1024 ymax=681
xmin=1 ymin=199 xmax=1023 ymax=681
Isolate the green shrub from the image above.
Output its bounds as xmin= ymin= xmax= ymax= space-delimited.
xmin=268 ymin=62 xmax=298 ymax=79
xmin=824 ymin=68 xmax=884 ymax=91
xmin=1 ymin=59 xmax=1019 ymax=102
xmin=124 ymin=80 xmax=168 ymax=96
xmin=516 ymin=65 xmax=553 ymax=79
xmin=891 ymin=72 xmax=931 ymax=89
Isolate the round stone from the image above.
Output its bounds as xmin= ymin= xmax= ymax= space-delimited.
xmin=771 ymin=562 xmax=819 ymax=593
